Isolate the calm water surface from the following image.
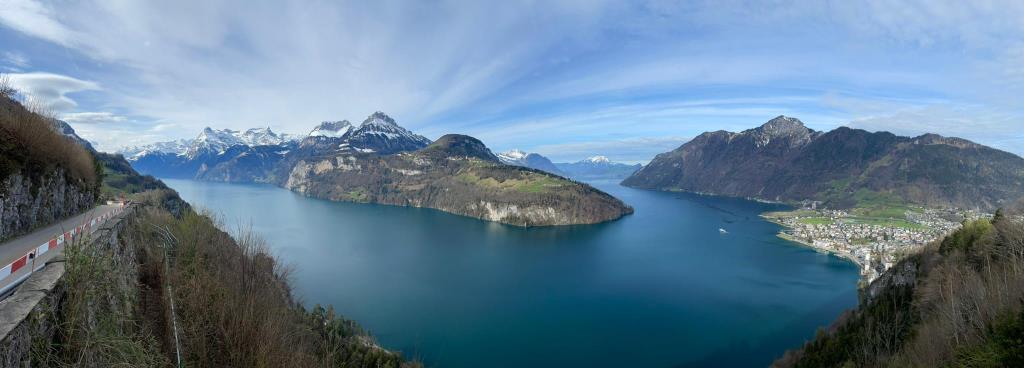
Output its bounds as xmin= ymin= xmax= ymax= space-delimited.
xmin=163 ymin=178 xmax=858 ymax=368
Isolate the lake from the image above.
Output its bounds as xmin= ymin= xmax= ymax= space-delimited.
xmin=163 ymin=178 xmax=859 ymax=368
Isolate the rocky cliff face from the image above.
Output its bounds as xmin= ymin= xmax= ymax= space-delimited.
xmin=1 ymin=96 xmax=100 ymax=241
xmin=0 ymin=169 xmax=96 ymax=242
xmin=623 ymin=116 xmax=1024 ymax=210
xmin=282 ymin=134 xmax=633 ymax=226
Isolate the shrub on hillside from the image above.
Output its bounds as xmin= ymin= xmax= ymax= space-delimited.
xmin=136 ymin=207 xmax=417 ymax=367
xmin=0 ymin=75 xmax=97 ymax=188
xmin=775 ymin=212 xmax=1024 ymax=367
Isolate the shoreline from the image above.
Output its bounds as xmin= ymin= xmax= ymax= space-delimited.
xmin=761 ymin=214 xmax=868 ymax=277
xmin=775 ymin=231 xmax=864 ymax=270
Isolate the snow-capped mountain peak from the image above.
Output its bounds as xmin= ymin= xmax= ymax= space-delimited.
xmin=188 ymin=127 xmax=244 ymax=157
xmin=360 ymin=112 xmax=399 ymax=129
xmin=309 ymin=120 xmax=353 ymax=138
xmin=342 ymin=112 xmax=432 ymax=154
xmin=118 ymin=139 xmax=191 ymax=159
xmin=498 ymin=149 xmax=528 ymax=163
xmin=585 ymin=155 xmax=611 ymax=164
xmin=240 ymin=126 xmax=294 ymax=146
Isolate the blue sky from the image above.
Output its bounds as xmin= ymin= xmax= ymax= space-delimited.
xmin=1 ymin=0 xmax=1022 ymax=163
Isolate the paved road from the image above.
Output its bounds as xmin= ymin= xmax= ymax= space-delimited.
xmin=0 ymin=204 xmax=121 ymax=293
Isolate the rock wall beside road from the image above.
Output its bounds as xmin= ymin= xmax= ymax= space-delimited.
xmin=0 ymin=169 xmax=97 ymax=242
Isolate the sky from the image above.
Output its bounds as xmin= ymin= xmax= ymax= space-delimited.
xmin=0 ymin=0 xmax=1022 ymax=163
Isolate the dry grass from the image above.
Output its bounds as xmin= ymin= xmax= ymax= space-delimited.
xmin=137 ymin=208 xmax=320 ymax=367
xmin=0 ymin=74 xmax=97 ymax=185
xmin=887 ymin=215 xmax=1024 ymax=367
xmin=134 ymin=205 xmax=415 ymax=367
xmin=34 ymin=222 xmax=168 ymax=367
xmin=33 ymin=191 xmax=414 ymax=367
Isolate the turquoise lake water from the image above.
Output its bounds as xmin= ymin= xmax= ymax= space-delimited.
xmin=163 ymin=178 xmax=859 ymax=368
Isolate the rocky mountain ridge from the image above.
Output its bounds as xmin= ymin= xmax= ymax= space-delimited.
xmin=498 ymin=149 xmax=566 ymax=176
xmin=622 ymin=115 xmax=1024 ymax=210
xmin=499 ymin=150 xmax=642 ymax=180
xmin=124 ymin=113 xmax=630 ymax=226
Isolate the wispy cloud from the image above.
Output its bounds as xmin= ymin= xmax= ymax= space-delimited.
xmin=532 ymin=136 xmax=690 ymax=164
xmin=0 ymin=0 xmax=77 ymax=46
xmin=0 ymin=0 xmax=1021 ymax=159
xmin=7 ymin=72 xmax=99 ymax=111
xmin=61 ymin=111 xmax=128 ymax=124
xmin=2 ymin=51 xmax=29 ymax=70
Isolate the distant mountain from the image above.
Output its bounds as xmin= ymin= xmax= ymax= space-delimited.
xmin=555 ymin=156 xmax=642 ymax=180
xmin=123 ymin=112 xmax=630 ymax=226
xmin=340 ymin=112 xmax=432 ymax=154
xmin=49 ymin=118 xmax=95 ymax=152
xmin=622 ymin=115 xmax=1024 ymax=210
xmin=308 ymin=120 xmax=353 ymax=138
xmin=185 ymin=127 xmax=296 ymax=158
xmin=123 ymin=126 xmax=299 ymax=180
xmin=283 ymin=134 xmax=632 ymax=226
xmin=124 ymin=113 xmax=431 ymax=181
xmin=497 ymin=149 xmax=565 ymax=176
xmin=120 ymin=139 xmax=190 ymax=160
xmin=497 ymin=149 xmax=528 ymax=164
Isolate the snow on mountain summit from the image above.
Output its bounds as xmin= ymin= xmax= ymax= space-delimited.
xmin=342 ymin=112 xmax=432 ymax=153
xmin=129 ymin=112 xmax=430 ymax=161
xmin=241 ymin=127 xmax=297 ymax=146
xmin=361 ymin=111 xmax=400 ymax=128
xmin=119 ymin=139 xmax=190 ymax=159
xmin=498 ymin=149 xmax=528 ymax=163
xmin=188 ymin=127 xmax=245 ymax=157
xmin=585 ymin=155 xmax=611 ymax=164
xmin=309 ymin=120 xmax=353 ymax=138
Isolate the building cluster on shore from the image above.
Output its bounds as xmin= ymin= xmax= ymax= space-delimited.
xmin=773 ymin=207 xmax=989 ymax=283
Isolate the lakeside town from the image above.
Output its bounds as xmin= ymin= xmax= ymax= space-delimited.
xmin=764 ymin=205 xmax=991 ymax=284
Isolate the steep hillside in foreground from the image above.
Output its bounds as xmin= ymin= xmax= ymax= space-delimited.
xmin=0 ymin=79 xmax=416 ymax=368
xmin=3 ymin=192 xmax=416 ymax=367
xmin=0 ymin=94 xmax=100 ymax=241
xmin=774 ymin=203 xmax=1024 ymax=367
xmin=622 ymin=116 xmax=1024 ymax=211
xmin=283 ymin=134 xmax=633 ymax=226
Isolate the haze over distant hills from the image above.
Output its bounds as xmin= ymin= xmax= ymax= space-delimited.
xmin=556 ymin=156 xmax=642 ymax=181
xmin=498 ymin=150 xmax=641 ymax=180
xmin=497 ymin=149 xmax=566 ymax=176
xmin=123 ymin=113 xmax=632 ymax=226
xmin=623 ymin=116 xmax=1024 ymax=211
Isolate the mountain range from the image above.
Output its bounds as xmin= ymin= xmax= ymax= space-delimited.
xmin=555 ymin=156 xmax=642 ymax=180
xmin=497 ymin=149 xmax=566 ymax=176
xmin=622 ymin=116 xmax=1024 ymax=211
xmin=123 ymin=112 xmax=632 ymax=226
xmin=497 ymin=150 xmax=641 ymax=180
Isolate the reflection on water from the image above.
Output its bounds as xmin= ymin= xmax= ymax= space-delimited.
xmin=165 ymin=178 xmax=859 ymax=368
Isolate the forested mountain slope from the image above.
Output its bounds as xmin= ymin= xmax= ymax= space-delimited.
xmin=623 ymin=116 xmax=1024 ymax=211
